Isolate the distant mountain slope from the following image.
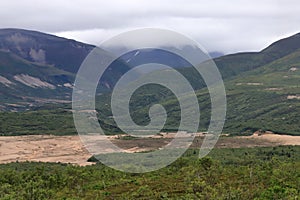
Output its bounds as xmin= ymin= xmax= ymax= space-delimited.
xmin=0 ymin=30 xmax=299 ymax=136
xmin=262 ymin=33 xmax=300 ymax=56
xmin=0 ymin=28 xmax=94 ymax=73
xmin=214 ymin=32 xmax=300 ymax=79
xmin=0 ymin=29 xmax=131 ymax=110
xmin=95 ymin=49 xmax=300 ymax=135
xmin=93 ymin=35 xmax=300 ymax=136
xmin=0 ymin=50 xmax=75 ymax=108
xmin=221 ymin=50 xmax=300 ymax=135
xmin=0 ymin=28 xmax=95 ymax=109
xmin=0 ymin=28 xmax=300 ymax=117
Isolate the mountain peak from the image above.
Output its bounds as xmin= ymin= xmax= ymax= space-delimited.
xmin=0 ymin=28 xmax=95 ymax=73
xmin=261 ymin=32 xmax=300 ymax=56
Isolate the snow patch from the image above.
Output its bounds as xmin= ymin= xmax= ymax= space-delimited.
xmin=104 ymin=82 xmax=111 ymax=89
xmin=134 ymin=50 xmax=140 ymax=57
xmin=126 ymin=51 xmax=140 ymax=63
xmin=14 ymin=74 xmax=55 ymax=89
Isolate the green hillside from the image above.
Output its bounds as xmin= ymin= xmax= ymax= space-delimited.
xmin=93 ymin=47 xmax=300 ymax=136
xmin=223 ymin=50 xmax=300 ymax=135
xmin=215 ymin=32 xmax=300 ymax=79
xmin=106 ymin=32 xmax=300 ymax=136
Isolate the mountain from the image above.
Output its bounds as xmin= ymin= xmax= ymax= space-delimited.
xmin=0 ymin=28 xmax=93 ymax=109
xmin=222 ymin=49 xmax=300 ymax=135
xmin=0 ymin=28 xmax=94 ymax=73
xmin=0 ymin=29 xmax=131 ymax=110
xmin=0 ymin=29 xmax=299 ymax=136
xmin=214 ymin=33 xmax=300 ymax=78
xmin=93 ymin=33 xmax=300 ymax=136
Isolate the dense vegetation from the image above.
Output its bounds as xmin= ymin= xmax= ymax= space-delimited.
xmin=0 ymin=107 xmax=76 ymax=136
xmin=0 ymin=71 xmax=299 ymax=136
xmin=0 ymin=146 xmax=299 ymax=199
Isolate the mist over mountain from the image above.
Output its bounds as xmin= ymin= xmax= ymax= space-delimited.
xmin=209 ymin=51 xmax=224 ymax=58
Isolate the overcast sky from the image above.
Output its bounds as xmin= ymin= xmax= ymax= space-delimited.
xmin=1 ymin=0 xmax=300 ymax=54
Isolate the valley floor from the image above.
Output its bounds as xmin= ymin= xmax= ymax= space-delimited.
xmin=0 ymin=133 xmax=299 ymax=166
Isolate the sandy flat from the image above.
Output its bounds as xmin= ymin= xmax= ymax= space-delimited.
xmin=0 ymin=133 xmax=299 ymax=166
xmin=0 ymin=135 xmax=92 ymax=166
xmin=239 ymin=132 xmax=300 ymax=146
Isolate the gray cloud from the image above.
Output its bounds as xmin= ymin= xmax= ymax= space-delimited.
xmin=1 ymin=0 xmax=300 ymax=53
